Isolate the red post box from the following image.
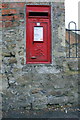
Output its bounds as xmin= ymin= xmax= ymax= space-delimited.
xmin=26 ymin=5 xmax=51 ymax=64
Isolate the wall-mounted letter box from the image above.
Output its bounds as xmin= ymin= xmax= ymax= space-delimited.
xmin=26 ymin=5 xmax=51 ymax=64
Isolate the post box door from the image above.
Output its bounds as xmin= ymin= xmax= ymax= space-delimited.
xmin=26 ymin=18 xmax=51 ymax=64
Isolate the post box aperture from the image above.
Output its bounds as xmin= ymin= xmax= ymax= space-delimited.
xmin=26 ymin=5 xmax=51 ymax=64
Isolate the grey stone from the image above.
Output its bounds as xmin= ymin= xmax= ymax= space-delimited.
xmin=47 ymin=96 xmax=69 ymax=104
xmin=67 ymin=60 xmax=78 ymax=71
xmin=9 ymin=58 xmax=17 ymax=64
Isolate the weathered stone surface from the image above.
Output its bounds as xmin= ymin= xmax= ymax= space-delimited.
xmin=2 ymin=52 xmax=11 ymax=57
xmin=67 ymin=59 xmax=78 ymax=71
xmin=32 ymin=95 xmax=47 ymax=109
xmin=2 ymin=74 xmax=9 ymax=90
xmin=31 ymin=88 xmax=43 ymax=94
xmin=8 ymin=58 xmax=17 ymax=64
xmin=47 ymin=96 xmax=69 ymax=104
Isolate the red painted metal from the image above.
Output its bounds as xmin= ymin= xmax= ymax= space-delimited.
xmin=26 ymin=5 xmax=51 ymax=64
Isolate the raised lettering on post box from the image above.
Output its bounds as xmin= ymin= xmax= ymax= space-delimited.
xmin=26 ymin=5 xmax=51 ymax=64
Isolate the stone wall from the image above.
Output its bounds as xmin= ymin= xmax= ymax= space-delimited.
xmin=1 ymin=1 xmax=79 ymax=115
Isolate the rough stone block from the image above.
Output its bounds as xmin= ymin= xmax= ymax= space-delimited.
xmin=9 ymin=58 xmax=17 ymax=64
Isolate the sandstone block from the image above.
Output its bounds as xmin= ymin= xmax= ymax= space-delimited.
xmin=9 ymin=58 xmax=17 ymax=64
